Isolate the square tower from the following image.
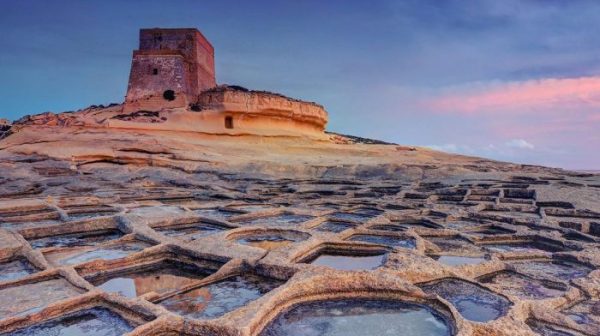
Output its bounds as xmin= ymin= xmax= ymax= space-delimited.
xmin=124 ymin=28 xmax=216 ymax=112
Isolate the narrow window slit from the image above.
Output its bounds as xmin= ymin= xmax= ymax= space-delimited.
xmin=225 ymin=116 xmax=234 ymax=129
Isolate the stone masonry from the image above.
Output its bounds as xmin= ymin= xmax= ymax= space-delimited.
xmin=124 ymin=28 xmax=216 ymax=113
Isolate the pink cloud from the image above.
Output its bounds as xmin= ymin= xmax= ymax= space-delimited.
xmin=491 ymin=116 xmax=590 ymax=138
xmin=426 ymin=76 xmax=600 ymax=114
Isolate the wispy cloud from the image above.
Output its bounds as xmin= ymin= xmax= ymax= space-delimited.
xmin=425 ymin=143 xmax=472 ymax=154
xmin=427 ymin=139 xmax=535 ymax=156
xmin=425 ymin=76 xmax=600 ymax=114
xmin=505 ymin=139 xmax=534 ymax=149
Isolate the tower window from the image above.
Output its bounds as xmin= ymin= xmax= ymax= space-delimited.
xmin=152 ymin=68 xmax=158 ymax=75
xmin=225 ymin=116 xmax=234 ymax=129
xmin=163 ymin=90 xmax=176 ymax=101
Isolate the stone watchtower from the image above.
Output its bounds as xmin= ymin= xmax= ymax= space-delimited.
xmin=123 ymin=28 xmax=216 ymax=113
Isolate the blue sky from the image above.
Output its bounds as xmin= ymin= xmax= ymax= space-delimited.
xmin=1 ymin=0 xmax=599 ymax=169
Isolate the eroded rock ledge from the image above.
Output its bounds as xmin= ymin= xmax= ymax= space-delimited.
xmin=9 ymin=85 xmax=329 ymax=139
xmin=109 ymin=85 xmax=329 ymax=139
xmin=196 ymin=85 xmax=328 ymax=129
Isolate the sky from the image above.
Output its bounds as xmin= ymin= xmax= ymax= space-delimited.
xmin=1 ymin=0 xmax=599 ymax=170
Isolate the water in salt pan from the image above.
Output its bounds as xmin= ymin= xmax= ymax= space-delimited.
xmin=228 ymin=204 xmax=275 ymax=212
xmin=307 ymin=251 xmax=387 ymax=271
xmin=315 ymin=221 xmax=355 ymax=233
xmin=195 ymin=208 xmax=243 ymax=220
xmin=243 ymin=214 xmax=314 ymax=227
xmin=47 ymin=241 xmax=151 ymax=266
xmin=334 ymin=208 xmax=384 ymax=221
xmin=482 ymin=241 xmax=566 ymax=253
xmin=478 ymin=271 xmax=566 ymax=300
xmin=427 ymin=236 xmax=483 ymax=254
xmin=467 ymin=225 xmax=516 ymax=236
xmin=238 ymin=235 xmax=293 ymax=250
xmin=259 ymin=299 xmax=453 ymax=336
xmin=0 ymin=278 xmax=83 ymax=319
xmin=347 ymin=234 xmax=416 ymax=249
xmin=509 ymin=259 xmax=593 ymax=281
xmin=432 ymin=255 xmax=487 ymax=266
xmin=159 ymin=274 xmax=283 ymax=319
xmin=235 ymin=230 xmax=309 ymax=250
xmin=157 ymin=223 xmax=226 ymax=241
xmin=369 ymin=224 xmax=407 ymax=232
xmin=329 ymin=212 xmax=371 ymax=222
xmin=7 ymin=308 xmax=134 ymax=336
xmin=91 ymin=261 xmax=210 ymax=298
xmin=0 ymin=258 xmax=37 ymax=282
xmin=562 ymin=299 xmax=600 ymax=328
xmin=29 ymin=230 xmax=123 ymax=249
xmin=66 ymin=209 xmax=118 ymax=220
xmin=419 ymin=278 xmax=511 ymax=322
xmin=394 ymin=220 xmax=442 ymax=230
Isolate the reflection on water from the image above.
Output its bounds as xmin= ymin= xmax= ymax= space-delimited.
xmin=91 ymin=261 xmax=211 ymax=298
xmin=238 ymin=235 xmax=293 ymax=250
xmin=242 ymin=214 xmax=315 ymax=227
xmin=482 ymin=241 xmax=566 ymax=253
xmin=432 ymin=255 xmax=487 ymax=266
xmin=479 ymin=271 xmax=566 ymax=299
xmin=157 ymin=223 xmax=227 ymax=241
xmin=308 ymin=252 xmax=387 ymax=271
xmin=369 ymin=224 xmax=407 ymax=232
xmin=236 ymin=231 xmax=309 ymax=250
xmin=160 ymin=274 xmax=283 ymax=319
xmin=195 ymin=208 xmax=244 ymax=220
xmin=427 ymin=236 xmax=482 ymax=254
xmin=260 ymin=299 xmax=453 ymax=336
xmin=315 ymin=221 xmax=355 ymax=233
xmin=0 ymin=258 xmax=37 ymax=282
xmin=0 ymin=278 xmax=83 ymax=319
xmin=46 ymin=241 xmax=151 ymax=266
xmin=29 ymin=230 xmax=123 ymax=249
xmin=8 ymin=308 xmax=134 ymax=336
xmin=419 ymin=278 xmax=511 ymax=322
xmin=509 ymin=259 xmax=593 ymax=281
xmin=347 ymin=234 xmax=416 ymax=249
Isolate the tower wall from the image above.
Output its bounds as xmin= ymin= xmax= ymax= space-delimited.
xmin=123 ymin=52 xmax=189 ymax=112
xmin=124 ymin=28 xmax=216 ymax=112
